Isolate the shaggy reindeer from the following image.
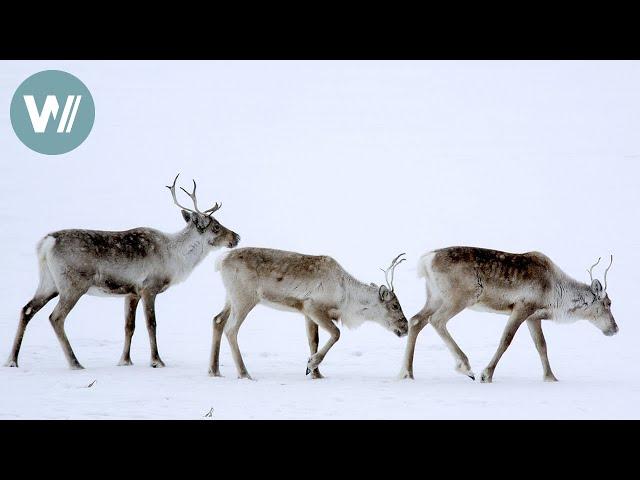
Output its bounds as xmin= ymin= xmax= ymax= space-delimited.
xmin=209 ymin=249 xmax=409 ymax=379
xmin=399 ymin=247 xmax=617 ymax=383
xmin=5 ymin=175 xmax=240 ymax=369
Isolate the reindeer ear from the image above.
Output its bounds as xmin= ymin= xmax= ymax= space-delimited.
xmin=379 ymin=285 xmax=390 ymax=301
xmin=181 ymin=210 xmax=191 ymax=223
xmin=591 ymin=279 xmax=604 ymax=298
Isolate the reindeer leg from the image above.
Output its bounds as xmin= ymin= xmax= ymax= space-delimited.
xmin=6 ymin=291 xmax=58 ymax=367
xmin=224 ymin=300 xmax=257 ymax=379
xmin=118 ymin=294 xmax=139 ymax=366
xmin=209 ymin=303 xmax=230 ymax=377
xmin=142 ymin=291 xmax=165 ymax=368
xmin=527 ymin=318 xmax=558 ymax=382
xmin=430 ymin=302 xmax=474 ymax=380
xmin=305 ymin=316 xmax=323 ymax=379
xmin=399 ymin=302 xmax=438 ymax=379
xmin=49 ymin=291 xmax=86 ymax=370
xmin=480 ymin=305 xmax=544 ymax=383
xmin=304 ymin=306 xmax=340 ymax=377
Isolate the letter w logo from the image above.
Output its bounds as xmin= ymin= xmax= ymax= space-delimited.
xmin=23 ymin=95 xmax=82 ymax=133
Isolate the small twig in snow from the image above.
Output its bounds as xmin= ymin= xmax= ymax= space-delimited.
xmin=87 ymin=380 xmax=97 ymax=388
xmin=204 ymin=407 xmax=214 ymax=418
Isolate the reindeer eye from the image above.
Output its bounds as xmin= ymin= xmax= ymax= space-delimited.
xmin=392 ymin=304 xmax=399 ymax=311
xmin=211 ymin=223 xmax=220 ymax=233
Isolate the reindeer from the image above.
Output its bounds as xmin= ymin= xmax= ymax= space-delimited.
xmin=209 ymin=249 xmax=409 ymax=379
xmin=399 ymin=247 xmax=618 ymax=383
xmin=5 ymin=174 xmax=240 ymax=370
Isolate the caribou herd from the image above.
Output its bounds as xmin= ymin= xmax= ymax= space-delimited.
xmin=5 ymin=176 xmax=618 ymax=382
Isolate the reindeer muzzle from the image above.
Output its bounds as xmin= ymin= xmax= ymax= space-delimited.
xmin=229 ymin=233 xmax=240 ymax=248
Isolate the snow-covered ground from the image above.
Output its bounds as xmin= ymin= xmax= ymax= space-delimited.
xmin=1 ymin=61 xmax=639 ymax=419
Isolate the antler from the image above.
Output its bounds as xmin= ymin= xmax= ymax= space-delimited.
xmin=203 ymin=202 xmax=222 ymax=215
xmin=604 ymin=254 xmax=613 ymax=291
xmin=166 ymin=174 xmax=199 ymax=215
xmin=166 ymin=173 xmax=221 ymax=216
xmin=587 ymin=257 xmax=601 ymax=282
xmin=380 ymin=253 xmax=406 ymax=292
xmin=180 ymin=179 xmax=202 ymax=213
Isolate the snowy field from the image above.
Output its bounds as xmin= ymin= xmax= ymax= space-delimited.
xmin=1 ymin=60 xmax=639 ymax=419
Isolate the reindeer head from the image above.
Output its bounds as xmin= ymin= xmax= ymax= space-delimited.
xmin=371 ymin=253 xmax=409 ymax=337
xmin=167 ymin=174 xmax=240 ymax=250
xmin=582 ymin=256 xmax=618 ymax=336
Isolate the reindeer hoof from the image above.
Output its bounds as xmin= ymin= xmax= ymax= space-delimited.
xmin=5 ymin=360 xmax=18 ymax=368
xmin=208 ymin=369 xmax=223 ymax=377
xmin=151 ymin=359 xmax=166 ymax=368
xmin=70 ymin=363 xmax=85 ymax=370
xmin=117 ymin=359 xmax=133 ymax=366
xmin=456 ymin=363 xmax=475 ymax=379
xmin=306 ymin=355 xmax=321 ymax=374
xmin=398 ymin=370 xmax=414 ymax=380
xmin=544 ymin=375 xmax=559 ymax=382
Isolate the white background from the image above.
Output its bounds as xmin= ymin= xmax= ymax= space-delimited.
xmin=1 ymin=61 xmax=639 ymax=419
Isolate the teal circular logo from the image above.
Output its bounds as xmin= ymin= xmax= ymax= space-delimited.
xmin=10 ymin=70 xmax=95 ymax=155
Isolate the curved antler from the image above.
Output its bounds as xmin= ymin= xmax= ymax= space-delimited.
xmin=166 ymin=174 xmax=199 ymax=215
xmin=587 ymin=257 xmax=601 ymax=282
xmin=604 ymin=254 xmax=613 ymax=291
xmin=166 ymin=173 xmax=221 ymax=216
xmin=203 ymin=202 xmax=222 ymax=215
xmin=180 ymin=179 xmax=202 ymax=213
xmin=380 ymin=253 xmax=406 ymax=292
